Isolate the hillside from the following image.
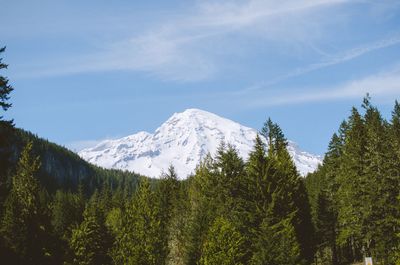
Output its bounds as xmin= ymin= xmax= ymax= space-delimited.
xmin=0 ymin=122 xmax=141 ymax=195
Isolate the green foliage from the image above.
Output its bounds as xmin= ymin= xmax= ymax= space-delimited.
xmin=157 ymin=166 xmax=180 ymax=263
xmin=51 ymin=189 xmax=85 ymax=239
xmin=306 ymin=97 xmax=400 ymax=264
xmin=251 ymin=216 xmax=301 ymax=265
xmin=0 ymin=46 xmax=14 ymax=125
xmin=260 ymin=119 xmax=315 ymax=264
xmin=3 ymin=89 xmax=400 ymax=265
xmin=199 ymin=217 xmax=246 ymax=265
xmin=185 ymin=129 xmax=314 ymax=265
xmin=111 ymin=178 xmax=163 ymax=265
xmin=0 ymin=141 xmax=50 ymax=264
xmin=69 ymin=212 xmax=112 ymax=265
xmin=2 ymin=124 xmax=141 ymax=197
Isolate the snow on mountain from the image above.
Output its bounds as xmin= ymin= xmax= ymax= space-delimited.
xmin=78 ymin=109 xmax=321 ymax=179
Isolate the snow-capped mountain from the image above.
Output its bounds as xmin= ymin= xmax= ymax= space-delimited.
xmin=79 ymin=109 xmax=321 ymax=179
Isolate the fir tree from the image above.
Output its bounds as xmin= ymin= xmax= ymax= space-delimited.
xmin=0 ymin=141 xmax=48 ymax=264
xmin=51 ymin=190 xmax=85 ymax=239
xmin=185 ymin=154 xmax=219 ymax=265
xmin=112 ymin=178 xmax=162 ymax=265
xmin=261 ymin=118 xmax=315 ymax=263
xmin=69 ymin=211 xmax=112 ymax=265
xmin=336 ymin=107 xmax=367 ymax=262
xmin=157 ymin=165 xmax=180 ymax=264
xmin=0 ymin=47 xmax=14 ymax=125
xmin=251 ymin=215 xmax=301 ymax=265
xmin=199 ymin=217 xmax=247 ymax=265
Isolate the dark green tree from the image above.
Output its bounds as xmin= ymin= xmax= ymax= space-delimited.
xmin=185 ymin=155 xmax=217 ymax=265
xmin=0 ymin=141 xmax=49 ymax=264
xmin=199 ymin=217 xmax=247 ymax=265
xmin=261 ymin=118 xmax=315 ymax=264
xmin=336 ymin=107 xmax=367 ymax=262
xmin=251 ymin=215 xmax=300 ymax=265
xmin=0 ymin=46 xmax=14 ymax=124
xmin=51 ymin=189 xmax=85 ymax=239
xmin=157 ymin=165 xmax=180 ymax=264
xmin=69 ymin=211 xmax=112 ymax=265
xmin=0 ymin=46 xmax=14 ymax=225
xmin=185 ymin=144 xmax=249 ymax=265
xmin=112 ymin=178 xmax=162 ymax=265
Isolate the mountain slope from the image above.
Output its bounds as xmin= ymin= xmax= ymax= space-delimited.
xmin=0 ymin=122 xmax=140 ymax=195
xmin=79 ymin=109 xmax=321 ymax=178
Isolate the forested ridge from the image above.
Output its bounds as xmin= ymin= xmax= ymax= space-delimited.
xmin=1 ymin=47 xmax=400 ymax=265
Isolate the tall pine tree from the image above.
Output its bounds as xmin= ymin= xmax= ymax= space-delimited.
xmin=0 ymin=141 xmax=49 ymax=264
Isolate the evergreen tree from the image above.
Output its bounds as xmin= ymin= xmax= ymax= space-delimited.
xmin=363 ymin=99 xmax=400 ymax=262
xmin=308 ymin=125 xmax=346 ymax=264
xmin=199 ymin=217 xmax=247 ymax=265
xmin=0 ymin=141 xmax=49 ymax=264
xmin=157 ymin=165 xmax=180 ymax=264
xmin=51 ymin=190 xmax=85 ymax=239
xmin=308 ymin=97 xmax=400 ymax=264
xmin=69 ymin=211 xmax=112 ymax=265
xmin=0 ymin=46 xmax=14 ymax=124
xmin=50 ymin=186 xmax=85 ymax=261
xmin=336 ymin=107 xmax=367 ymax=262
xmin=69 ymin=188 xmax=113 ymax=265
xmin=314 ymin=189 xmax=337 ymax=264
xmin=213 ymin=143 xmax=246 ymax=217
xmin=261 ymin=118 xmax=315 ymax=264
xmin=245 ymin=134 xmax=271 ymax=230
xmin=251 ymin=215 xmax=300 ymax=265
xmin=0 ymin=46 xmax=14 ymax=229
xmin=112 ymin=178 xmax=162 ymax=265
xmin=185 ymin=155 xmax=219 ymax=265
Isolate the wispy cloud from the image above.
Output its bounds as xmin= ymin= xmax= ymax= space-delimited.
xmin=17 ymin=0 xmax=361 ymax=81
xmin=240 ymin=34 xmax=400 ymax=92
xmin=247 ymin=66 xmax=400 ymax=107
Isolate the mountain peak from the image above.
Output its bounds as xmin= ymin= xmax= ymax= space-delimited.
xmin=79 ymin=109 xmax=321 ymax=179
xmin=167 ymin=108 xmax=231 ymax=125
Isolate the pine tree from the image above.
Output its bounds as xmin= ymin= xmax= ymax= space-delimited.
xmin=213 ymin=143 xmax=246 ymax=216
xmin=314 ymin=189 xmax=337 ymax=264
xmin=251 ymin=215 xmax=301 ymax=265
xmin=112 ymin=178 xmax=162 ymax=265
xmin=362 ymin=100 xmax=389 ymax=259
xmin=69 ymin=212 xmax=112 ymax=265
xmin=185 ymin=154 xmax=217 ymax=265
xmin=0 ymin=46 xmax=14 ymax=238
xmin=157 ymin=165 xmax=180 ymax=264
xmin=245 ymin=134 xmax=271 ymax=229
xmin=0 ymin=141 xmax=48 ymax=264
xmin=51 ymin=190 xmax=85 ymax=239
xmin=261 ymin=119 xmax=315 ymax=264
xmin=0 ymin=46 xmax=14 ymax=125
xmin=185 ymin=144 xmax=249 ymax=265
xmin=336 ymin=107 xmax=367 ymax=262
xmin=199 ymin=217 xmax=247 ymax=265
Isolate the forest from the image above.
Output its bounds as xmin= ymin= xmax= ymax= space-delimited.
xmin=1 ymin=47 xmax=400 ymax=265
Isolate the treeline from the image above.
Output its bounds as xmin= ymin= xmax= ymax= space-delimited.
xmin=0 ymin=119 xmax=315 ymax=265
xmin=306 ymin=96 xmax=400 ymax=265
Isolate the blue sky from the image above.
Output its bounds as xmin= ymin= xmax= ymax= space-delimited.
xmin=2 ymin=0 xmax=400 ymax=155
